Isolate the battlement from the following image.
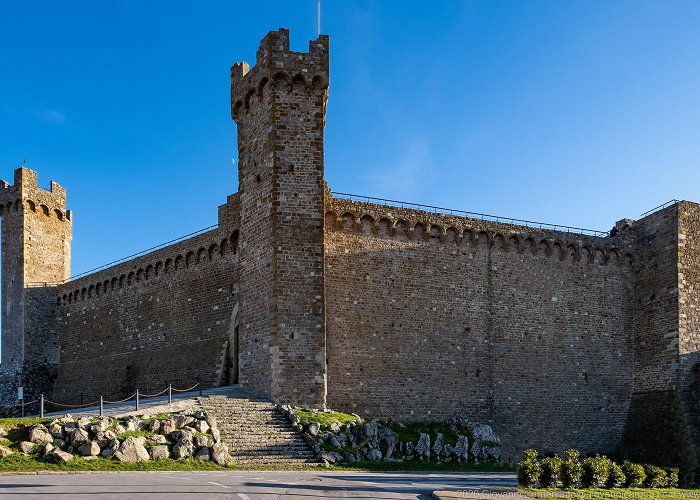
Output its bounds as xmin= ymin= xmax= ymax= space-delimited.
xmin=0 ymin=167 xmax=70 ymax=221
xmin=230 ymin=28 xmax=329 ymax=119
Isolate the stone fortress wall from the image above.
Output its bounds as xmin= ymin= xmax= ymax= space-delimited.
xmin=0 ymin=28 xmax=698 ymax=467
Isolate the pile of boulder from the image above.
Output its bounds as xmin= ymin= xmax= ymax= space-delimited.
xmin=279 ymin=406 xmax=502 ymax=466
xmin=3 ymin=410 xmax=233 ymax=466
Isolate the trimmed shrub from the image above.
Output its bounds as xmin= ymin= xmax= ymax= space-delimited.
xmin=581 ymin=455 xmax=612 ymax=488
xmin=540 ymin=455 xmax=563 ymax=488
xmin=666 ymin=467 xmax=679 ymax=488
xmin=679 ymin=469 xmax=697 ymax=488
xmin=621 ymin=460 xmax=646 ymax=487
xmin=643 ymin=464 xmax=669 ymax=488
xmin=561 ymin=449 xmax=583 ymax=488
xmin=517 ymin=449 xmax=541 ymax=487
xmin=606 ymin=462 xmax=626 ymax=488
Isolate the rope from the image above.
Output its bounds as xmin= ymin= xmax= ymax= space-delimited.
xmin=44 ymin=399 xmax=100 ymax=409
xmin=103 ymin=393 xmax=136 ymax=405
xmin=171 ymin=383 xmax=200 ymax=393
xmin=139 ymin=387 xmax=169 ymax=398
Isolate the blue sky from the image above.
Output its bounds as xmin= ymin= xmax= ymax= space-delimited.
xmin=1 ymin=0 xmax=699 ymax=276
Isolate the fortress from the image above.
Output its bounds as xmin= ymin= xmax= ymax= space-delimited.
xmin=1 ymin=29 xmax=698 ymax=466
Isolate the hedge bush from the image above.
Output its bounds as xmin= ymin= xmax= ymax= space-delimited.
xmin=539 ymin=455 xmax=562 ymax=488
xmin=516 ymin=449 xmax=688 ymax=491
xmin=621 ymin=460 xmax=646 ymax=487
xmin=561 ymin=449 xmax=583 ymax=487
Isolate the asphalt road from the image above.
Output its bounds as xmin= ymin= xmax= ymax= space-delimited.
xmin=0 ymin=470 xmax=517 ymax=499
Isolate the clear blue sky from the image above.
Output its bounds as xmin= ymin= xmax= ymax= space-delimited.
xmin=1 ymin=0 xmax=699 ymax=277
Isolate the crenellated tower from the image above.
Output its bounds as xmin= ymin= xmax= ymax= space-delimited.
xmin=231 ymin=29 xmax=329 ymax=408
xmin=0 ymin=167 xmax=71 ymax=402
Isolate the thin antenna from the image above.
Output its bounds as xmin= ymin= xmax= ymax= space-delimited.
xmin=317 ymin=0 xmax=321 ymax=35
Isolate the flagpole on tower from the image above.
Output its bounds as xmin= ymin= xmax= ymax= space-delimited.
xmin=317 ymin=0 xmax=321 ymax=35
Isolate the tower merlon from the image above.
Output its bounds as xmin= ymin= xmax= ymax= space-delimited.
xmin=230 ymin=28 xmax=329 ymax=119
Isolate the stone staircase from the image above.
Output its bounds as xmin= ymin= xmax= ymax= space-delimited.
xmin=198 ymin=387 xmax=320 ymax=466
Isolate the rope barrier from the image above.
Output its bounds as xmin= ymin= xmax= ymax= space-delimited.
xmin=2 ymin=381 xmax=203 ymax=416
xmin=172 ymin=383 xmax=199 ymax=393
xmin=139 ymin=387 xmax=169 ymax=398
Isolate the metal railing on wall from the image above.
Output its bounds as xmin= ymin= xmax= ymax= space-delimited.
xmin=333 ymin=192 xmax=610 ymax=237
xmin=26 ymin=224 xmax=219 ymax=288
xmin=1 ymin=379 xmax=204 ymax=418
xmin=639 ymin=199 xmax=680 ymax=218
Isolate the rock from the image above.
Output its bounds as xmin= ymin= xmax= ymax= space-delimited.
xmin=44 ymin=443 xmax=54 ymax=454
xmin=148 ymin=420 xmax=161 ymax=433
xmin=28 ymin=424 xmax=54 ymax=445
xmin=52 ymin=438 xmax=66 ymax=449
xmin=159 ymin=420 xmax=176 ymax=436
xmin=77 ymin=417 xmax=92 ymax=430
xmin=211 ymin=428 xmax=221 ymax=443
xmin=194 ymin=410 xmax=206 ymax=420
xmin=113 ymin=424 xmax=126 ymax=435
xmin=336 ymin=433 xmax=348 ymax=448
xmin=329 ymin=422 xmax=341 ymax=433
xmin=193 ymin=420 xmax=209 ymax=434
xmin=172 ymin=429 xmax=194 ymax=443
xmin=114 ymin=436 xmax=150 ymax=463
xmin=172 ymin=415 xmax=193 ymax=429
xmin=148 ymin=434 xmax=167 ymax=445
xmin=96 ymin=417 xmax=112 ymax=431
xmin=205 ymin=414 xmax=218 ymax=429
xmin=53 ymin=415 xmax=74 ymax=425
xmin=100 ymin=440 xmax=119 ymax=458
xmin=416 ymin=433 xmax=431 ymax=461
xmin=149 ymin=445 xmax=170 ymax=460
xmin=211 ymin=442 xmax=233 ymax=467
xmin=0 ymin=445 xmax=12 ymax=458
xmin=0 ymin=428 xmax=6 ymax=438
xmin=194 ymin=435 xmax=211 ymax=448
xmin=125 ymin=420 xmax=139 ymax=432
xmin=443 ymin=443 xmax=454 ymax=461
xmin=78 ymin=441 xmax=100 ymax=457
xmin=89 ymin=424 xmax=102 ymax=436
xmin=345 ymin=452 xmax=356 ymax=464
xmin=49 ymin=423 xmax=63 ymax=437
xmin=137 ymin=420 xmax=149 ymax=431
xmin=182 ymin=426 xmax=198 ymax=435
xmin=454 ymin=435 xmax=469 ymax=462
xmin=172 ymin=438 xmax=195 ymax=459
xmin=353 ymin=421 xmax=377 ymax=448
xmin=321 ymin=450 xmax=339 ymax=464
xmin=69 ymin=428 xmax=89 ymax=448
xmin=289 ymin=413 xmax=300 ymax=425
xmin=377 ymin=426 xmax=399 ymax=459
xmin=329 ymin=436 xmax=342 ymax=449
xmin=465 ymin=422 xmax=501 ymax=461
xmin=404 ymin=441 xmax=415 ymax=457
xmin=293 ymin=423 xmax=303 ymax=433
xmin=19 ymin=441 xmax=37 ymax=455
xmin=432 ymin=433 xmax=444 ymax=460
xmin=194 ymin=447 xmax=210 ymax=461
xmin=365 ymin=448 xmax=382 ymax=461
xmin=95 ymin=430 xmax=117 ymax=448
xmin=308 ymin=422 xmax=320 ymax=436
xmin=482 ymin=444 xmax=502 ymax=462
xmin=50 ymin=448 xmax=74 ymax=464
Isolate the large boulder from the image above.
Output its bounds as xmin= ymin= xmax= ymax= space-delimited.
xmin=454 ymin=435 xmax=469 ymax=462
xmin=78 ymin=441 xmax=101 ymax=457
xmin=18 ymin=441 xmax=36 ymax=455
xmin=193 ymin=420 xmax=209 ymax=434
xmin=100 ymin=439 xmax=119 ymax=458
xmin=148 ymin=420 xmax=161 ymax=433
xmin=416 ymin=433 xmax=431 ymax=461
xmin=321 ymin=450 xmax=342 ymax=464
xmin=308 ymin=422 xmax=320 ymax=436
xmin=353 ymin=421 xmax=377 ymax=448
xmin=404 ymin=441 xmax=415 ymax=458
xmin=94 ymin=430 xmax=118 ymax=448
xmin=50 ymin=448 xmax=74 ymax=464
xmin=377 ymin=426 xmax=399 ymax=459
xmin=159 ymin=419 xmax=176 ymax=436
xmin=172 ymin=438 xmax=195 ymax=459
xmin=365 ymin=448 xmax=382 ymax=461
xmin=211 ymin=442 xmax=232 ymax=467
xmin=172 ymin=415 xmax=193 ymax=429
xmin=69 ymin=428 xmax=89 ymax=448
xmin=194 ymin=435 xmax=212 ymax=448
xmin=194 ymin=447 xmax=210 ymax=461
xmin=0 ymin=445 xmax=12 ymax=458
xmin=77 ymin=417 xmax=92 ymax=430
xmin=148 ymin=434 xmax=167 ymax=445
xmin=149 ymin=445 xmax=170 ymax=460
xmin=114 ymin=436 xmax=150 ymax=463
xmin=28 ymin=424 xmax=54 ymax=445
xmin=432 ymin=433 xmax=444 ymax=460
xmin=48 ymin=423 xmax=64 ymax=438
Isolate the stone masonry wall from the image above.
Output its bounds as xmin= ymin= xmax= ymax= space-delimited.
xmin=324 ymin=196 xmax=636 ymax=463
xmin=52 ymin=222 xmax=240 ymax=403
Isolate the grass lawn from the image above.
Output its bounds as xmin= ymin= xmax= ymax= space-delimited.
xmin=292 ymin=408 xmax=358 ymax=429
xmin=521 ymin=488 xmax=700 ymax=499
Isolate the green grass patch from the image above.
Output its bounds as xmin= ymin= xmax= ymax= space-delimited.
xmin=293 ymin=408 xmax=358 ymax=429
xmin=0 ymin=417 xmax=50 ymax=429
xmin=0 ymin=454 xmax=231 ymax=472
xmin=380 ymin=421 xmax=463 ymax=446
xmin=521 ymin=487 xmax=700 ymax=499
xmin=334 ymin=460 xmax=514 ymax=473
